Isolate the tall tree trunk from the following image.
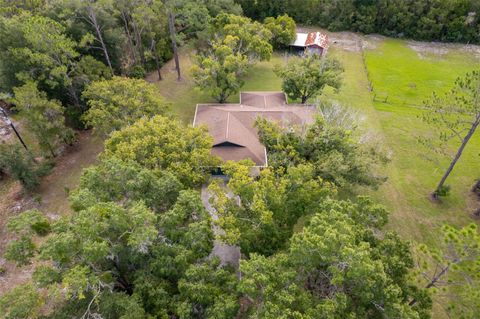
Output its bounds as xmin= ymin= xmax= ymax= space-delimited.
xmin=131 ymin=19 xmax=146 ymax=66
xmin=87 ymin=6 xmax=113 ymax=73
xmin=65 ymin=72 xmax=81 ymax=110
xmin=152 ymin=40 xmax=162 ymax=80
xmin=120 ymin=11 xmax=137 ymax=65
xmin=47 ymin=143 xmax=56 ymax=158
xmin=168 ymin=11 xmax=181 ymax=81
xmin=433 ymin=115 xmax=480 ymax=198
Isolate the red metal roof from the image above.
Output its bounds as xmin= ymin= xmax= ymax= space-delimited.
xmin=305 ymin=32 xmax=329 ymax=49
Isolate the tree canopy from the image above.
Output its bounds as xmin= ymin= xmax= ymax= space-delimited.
xmin=192 ymin=13 xmax=272 ymax=102
xmin=239 ymin=209 xmax=431 ymax=318
xmin=102 ymin=115 xmax=220 ymax=187
xmin=208 ymin=161 xmax=334 ymax=255
xmin=255 ymin=111 xmax=388 ymax=189
xmin=237 ymin=0 xmax=480 ymax=45
xmin=82 ymin=76 xmax=169 ymax=135
xmin=191 ymin=37 xmax=249 ymax=103
xmin=207 ymin=13 xmax=272 ymax=62
xmin=275 ymin=55 xmax=344 ymax=103
xmin=264 ymin=14 xmax=296 ymax=49
xmin=1 ymin=153 xmax=236 ymax=318
xmin=12 ymin=81 xmax=74 ymax=157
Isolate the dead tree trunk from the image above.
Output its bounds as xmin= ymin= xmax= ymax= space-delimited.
xmin=131 ymin=19 xmax=146 ymax=66
xmin=87 ymin=6 xmax=113 ymax=73
xmin=168 ymin=11 xmax=181 ymax=81
xmin=433 ymin=115 xmax=480 ymax=198
xmin=120 ymin=11 xmax=137 ymax=65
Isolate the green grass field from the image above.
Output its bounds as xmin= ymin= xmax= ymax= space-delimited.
xmin=151 ymin=39 xmax=480 ymax=249
xmin=360 ymin=39 xmax=480 ymax=244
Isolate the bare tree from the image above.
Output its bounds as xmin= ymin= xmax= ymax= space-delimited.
xmin=85 ymin=4 xmax=113 ymax=72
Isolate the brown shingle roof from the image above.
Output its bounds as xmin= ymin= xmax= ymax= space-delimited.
xmin=193 ymin=92 xmax=316 ymax=166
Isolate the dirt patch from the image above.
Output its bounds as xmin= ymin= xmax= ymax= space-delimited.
xmin=407 ymin=40 xmax=480 ymax=59
xmin=407 ymin=41 xmax=450 ymax=58
xmin=363 ymin=34 xmax=386 ymax=51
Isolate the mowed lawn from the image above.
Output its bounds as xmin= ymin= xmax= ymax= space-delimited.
xmin=148 ymin=47 xmax=284 ymax=123
xmin=151 ymin=38 xmax=480 ymax=249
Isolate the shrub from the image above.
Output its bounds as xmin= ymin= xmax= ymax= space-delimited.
xmin=0 ymin=144 xmax=52 ymax=191
xmin=128 ymin=65 xmax=146 ymax=79
xmin=434 ymin=185 xmax=451 ymax=197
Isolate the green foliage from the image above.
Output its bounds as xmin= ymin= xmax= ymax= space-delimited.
xmin=12 ymin=81 xmax=74 ymax=156
xmin=256 ymin=114 xmax=388 ymax=189
xmin=0 ymin=150 xmax=224 ymax=317
xmin=415 ymin=223 xmax=480 ymax=318
xmin=433 ymin=184 xmax=451 ymax=197
xmin=70 ymin=157 xmax=182 ymax=213
xmin=208 ymin=161 xmax=334 ymax=255
xmin=4 ymin=209 xmax=51 ymax=265
xmin=237 ymin=0 xmax=480 ymax=44
xmin=4 ymin=235 xmax=36 ymax=266
xmin=82 ymin=76 xmax=168 ymax=135
xmin=48 ymin=0 xmax=122 ymax=71
xmin=192 ymin=13 xmax=273 ymax=102
xmin=0 ymin=143 xmax=51 ymax=191
xmin=422 ymin=71 xmax=480 ymax=151
xmin=207 ymin=13 xmax=272 ymax=61
xmin=0 ymin=13 xmax=78 ymax=92
xmin=7 ymin=209 xmax=51 ymax=236
xmin=275 ymin=55 xmax=343 ymax=103
xmin=239 ymin=207 xmax=430 ymax=318
xmin=0 ymin=284 xmax=43 ymax=319
xmin=103 ymin=115 xmax=220 ymax=186
xmin=128 ymin=64 xmax=146 ymax=79
xmin=177 ymin=259 xmax=239 ymax=318
xmin=191 ymin=37 xmax=249 ymax=103
xmin=264 ymin=14 xmax=296 ymax=49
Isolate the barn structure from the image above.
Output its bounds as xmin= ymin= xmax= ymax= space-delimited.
xmin=290 ymin=31 xmax=329 ymax=56
xmin=193 ymin=92 xmax=316 ymax=169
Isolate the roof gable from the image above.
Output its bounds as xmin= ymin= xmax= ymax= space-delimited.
xmin=291 ymin=32 xmax=329 ymax=49
xmin=194 ymin=92 xmax=317 ymax=166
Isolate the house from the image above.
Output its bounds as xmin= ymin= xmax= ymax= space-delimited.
xmin=193 ymin=92 xmax=316 ymax=168
xmin=290 ymin=31 xmax=329 ymax=56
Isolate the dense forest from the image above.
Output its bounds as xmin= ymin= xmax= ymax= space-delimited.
xmin=236 ymin=0 xmax=480 ymax=44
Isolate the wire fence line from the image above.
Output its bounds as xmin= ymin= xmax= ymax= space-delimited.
xmin=359 ymin=40 xmax=428 ymax=111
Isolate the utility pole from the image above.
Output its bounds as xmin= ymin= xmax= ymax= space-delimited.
xmin=0 ymin=106 xmax=29 ymax=151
